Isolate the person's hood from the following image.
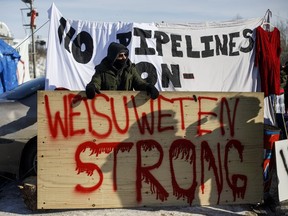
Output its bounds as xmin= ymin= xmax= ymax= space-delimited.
xmin=106 ymin=42 xmax=129 ymax=66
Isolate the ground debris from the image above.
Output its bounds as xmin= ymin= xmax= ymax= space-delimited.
xmin=18 ymin=176 xmax=37 ymax=211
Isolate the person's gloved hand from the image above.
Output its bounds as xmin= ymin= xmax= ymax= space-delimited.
xmin=85 ymin=83 xmax=100 ymax=99
xmin=146 ymin=84 xmax=159 ymax=100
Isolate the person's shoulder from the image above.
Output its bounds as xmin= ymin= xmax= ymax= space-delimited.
xmin=126 ymin=59 xmax=136 ymax=68
xmin=126 ymin=62 xmax=138 ymax=74
xmin=95 ymin=59 xmax=109 ymax=71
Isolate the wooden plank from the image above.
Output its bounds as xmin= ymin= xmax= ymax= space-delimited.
xmin=37 ymin=91 xmax=264 ymax=209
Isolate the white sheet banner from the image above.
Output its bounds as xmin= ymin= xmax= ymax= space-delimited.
xmin=45 ymin=3 xmax=263 ymax=92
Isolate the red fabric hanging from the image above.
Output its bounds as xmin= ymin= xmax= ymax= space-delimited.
xmin=255 ymin=26 xmax=281 ymax=97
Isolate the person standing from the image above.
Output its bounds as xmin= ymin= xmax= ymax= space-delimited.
xmin=276 ymin=62 xmax=288 ymax=115
xmin=85 ymin=42 xmax=159 ymax=100
xmin=282 ymin=61 xmax=288 ymax=113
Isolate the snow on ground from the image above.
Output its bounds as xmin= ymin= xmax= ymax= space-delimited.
xmin=1 ymin=175 xmax=286 ymax=216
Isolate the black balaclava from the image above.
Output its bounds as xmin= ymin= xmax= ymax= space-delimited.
xmin=106 ymin=42 xmax=129 ymax=70
xmin=114 ymin=58 xmax=127 ymax=70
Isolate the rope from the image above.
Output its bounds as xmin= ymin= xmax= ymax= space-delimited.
xmin=274 ymin=14 xmax=288 ymax=22
xmin=14 ymin=19 xmax=50 ymax=50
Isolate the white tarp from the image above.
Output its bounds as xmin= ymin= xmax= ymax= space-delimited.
xmin=45 ymin=3 xmax=263 ymax=92
xmin=13 ymin=37 xmax=31 ymax=84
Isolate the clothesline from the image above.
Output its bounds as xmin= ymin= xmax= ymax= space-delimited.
xmin=274 ymin=14 xmax=288 ymax=22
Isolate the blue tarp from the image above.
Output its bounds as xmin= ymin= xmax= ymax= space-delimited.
xmin=0 ymin=39 xmax=20 ymax=94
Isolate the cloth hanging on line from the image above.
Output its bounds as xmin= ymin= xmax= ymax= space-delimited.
xmin=255 ymin=26 xmax=281 ymax=97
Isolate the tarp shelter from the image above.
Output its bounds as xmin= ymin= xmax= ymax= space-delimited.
xmin=0 ymin=39 xmax=20 ymax=94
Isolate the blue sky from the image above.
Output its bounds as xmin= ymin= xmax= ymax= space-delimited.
xmin=1 ymin=0 xmax=288 ymax=39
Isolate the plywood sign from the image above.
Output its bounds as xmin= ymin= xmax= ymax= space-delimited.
xmin=37 ymin=91 xmax=264 ymax=209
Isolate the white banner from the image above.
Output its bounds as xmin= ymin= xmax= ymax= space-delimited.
xmin=45 ymin=3 xmax=262 ymax=92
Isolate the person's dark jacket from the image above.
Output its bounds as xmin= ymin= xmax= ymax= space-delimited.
xmin=87 ymin=42 xmax=148 ymax=91
xmin=85 ymin=42 xmax=159 ymax=100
